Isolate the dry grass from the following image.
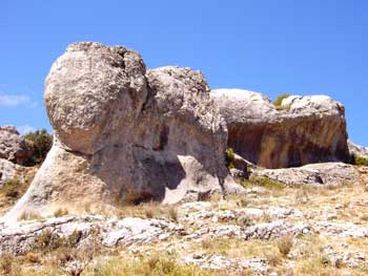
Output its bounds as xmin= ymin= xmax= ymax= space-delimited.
xmin=114 ymin=201 xmax=180 ymax=222
xmin=0 ymin=254 xmax=17 ymax=275
xmin=19 ymin=210 xmax=43 ymax=221
xmin=276 ymin=234 xmax=294 ymax=257
xmin=168 ymin=205 xmax=178 ymax=222
xmin=242 ymin=176 xmax=285 ymax=191
xmin=194 ymin=237 xmax=281 ymax=261
xmin=85 ymin=254 xmax=212 ymax=276
xmin=0 ymin=168 xmax=36 ymax=214
xmin=53 ymin=207 xmax=69 ymax=217
xmin=25 ymin=252 xmax=41 ymax=264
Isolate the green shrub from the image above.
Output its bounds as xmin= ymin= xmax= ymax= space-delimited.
xmin=225 ymin=148 xmax=235 ymax=169
xmin=242 ymin=176 xmax=285 ymax=190
xmin=35 ymin=229 xmax=81 ymax=253
xmin=273 ymin=93 xmax=290 ymax=109
xmin=23 ymin=129 xmax=53 ymax=166
xmin=0 ymin=177 xmax=21 ymax=198
xmin=351 ymin=154 xmax=368 ymax=166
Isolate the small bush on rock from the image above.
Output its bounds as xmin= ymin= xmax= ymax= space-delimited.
xmin=225 ymin=148 xmax=235 ymax=169
xmin=242 ymin=176 xmax=285 ymax=190
xmin=273 ymin=93 xmax=290 ymax=110
xmin=351 ymin=154 xmax=368 ymax=166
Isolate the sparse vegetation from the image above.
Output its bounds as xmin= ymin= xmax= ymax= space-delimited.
xmin=35 ymin=229 xmax=65 ymax=252
xmin=242 ymin=176 xmax=285 ymax=190
xmin=225 ymin=148 xmax=235 ymax=169
xmin=0 ymin=254 xmax=16 ymax=275
xmin=19 ymin=210 xmax=42 ymax=221
xmin=54 ymin=207 xmax=69 ymax=217
xmin=0 ymin=177 xmax=22 ymax=198
xmin=272 ymin=93 xmax=290 ymax=109
xmin=238 ymin=197 xmax=250 ymax=207
xmin=88 ymin=254 xmax=211 ymax=276
xmin=25 ymin=252 xmax=41 ymax=264
xmin=0 ymin=170 xmax=36 ymax=213
xmin=1 ymin=160 xmax=368 ymax=275
xmin=113 ymin=201 xmax=181 ymax=223
xmin=351 ymin=153 xmax=368 ymax=166
xmin=168 ymin=206 xmax=178 ymax=222
xmin=276 ymin=235 xmax=294 ymax=257
xmin=23 ymin=129 xmax=53 ymax=166
xmin=200 ymin=238 xmax=232 ymax=255
xmin=236 ymin=215 xmax=254 ymax=227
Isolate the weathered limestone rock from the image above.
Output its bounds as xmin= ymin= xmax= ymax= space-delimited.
xmin=6 ymin=42 xmax=234 ymax=220
xmin=348 ymin=140 xmax=368 ymax=159
xmin=182 ymin=254 xmax=268 ymax=275
xmin=0 ymin=159 xmax=22 ymax=187
xmin=0 ymin=215 xmax=184 ymax=255
xmin=0 ymin=126 xmax=31 ymax=165
xmin=212 ymin=89 xmax=350 ymax=168
xmin=252 ymin=162 xmax=359 ymax=187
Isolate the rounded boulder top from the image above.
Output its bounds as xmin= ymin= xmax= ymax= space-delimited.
xmin=45 ymin=42 xmax=148 ymax=155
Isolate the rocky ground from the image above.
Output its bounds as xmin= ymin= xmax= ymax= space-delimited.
xmin=1 ymin=166 xmax=368 ymax=275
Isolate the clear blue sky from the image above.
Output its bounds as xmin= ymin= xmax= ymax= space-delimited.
xmin=1 ymin=0 xmax=367 ymax=145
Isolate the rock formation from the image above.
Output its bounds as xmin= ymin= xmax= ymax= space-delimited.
xmin=212 ymin=89 xmax=350 ymax=168
xmin=348 ymin=140 xmax=368 ymax=160
xmin=0 ymin=159 xmax=22 ymax=187
xmin=6 ymin=42 xmax=235 ymax=220
xmin=0 ymin=126 xmax=31 ymax=165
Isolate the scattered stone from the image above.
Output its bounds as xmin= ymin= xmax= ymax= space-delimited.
xmin=179 ymin=201 xmax=212 ymax=212
xmin=315 ymin=222 xmax=368 ymax=238
xmin=323 ymin=245 xmax=367 ymax=268
xmin=102 ymin=217 xmax=185 ymax=247
xmin=0 ymin=215 xmax=184 ymax=255
xmin=242 ymin=221 xmax=310 ymax=240
xmin=182 ymin=254 xmax=268 ymax=275
xmin=252 ymin=162 xmax=359 ymax=187
xmin=186 ymin=221 xmax=310 ymax=241
xmin=181 ymin=207 xmax=303 ymax=226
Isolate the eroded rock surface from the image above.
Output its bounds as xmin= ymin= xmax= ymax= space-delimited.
xmin=212 ymin=89 xmax=350 ymax=168
xmin=182 ymin=254 xmax=268 ymax=275
xmin=0 ymin=216 xmax=184 ymax=255
xmin=0 ymin=159 xmax=23 ymax=187
xmin=0 ymin=126 xmax=31 ymax=165
xmin=6 ymin=42 xmax=234 ymax=220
